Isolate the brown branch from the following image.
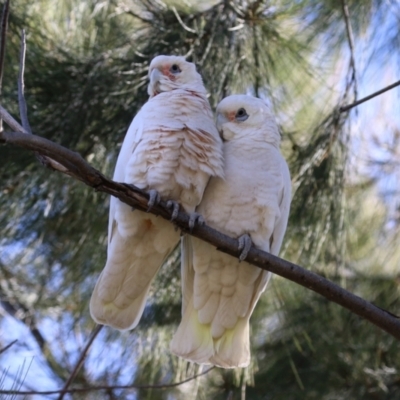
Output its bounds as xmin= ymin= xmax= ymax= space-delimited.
xmin=57 ymin=325 xmax=103 ymax=400
xmin=339 ymin=79 xmax=400 ymax=112
xmin=0 ymin=366 xmax=215 ymax=395
xmin=1 ymin=109 xmax=400 ymax=341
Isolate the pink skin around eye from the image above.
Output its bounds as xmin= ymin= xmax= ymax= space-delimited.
xmin=227 ymin=111 xmax=236 ymax=121
xmin=161 ymin=65 xmax=176 ymax=80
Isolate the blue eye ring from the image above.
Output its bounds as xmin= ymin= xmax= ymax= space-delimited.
xmin=235 ymin=108 xmax=248 ymax=121
xmin=170 ymin=64 xmax=181 ymax=74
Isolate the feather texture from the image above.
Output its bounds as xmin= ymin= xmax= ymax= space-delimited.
xmin=171 ymin=94 xmax=291 ymax=367
xmin=90 ymin=55 xmax=223 ymax=330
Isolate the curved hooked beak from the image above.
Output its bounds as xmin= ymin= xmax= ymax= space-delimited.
xmin=216 ymin=113 xmax=228 ymax=139
xmin=147 ymin=68 xmax=162 ymax=97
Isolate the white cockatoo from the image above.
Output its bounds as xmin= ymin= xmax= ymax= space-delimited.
xmin=90 ymin=55 xmax=224 ymax=330
xmin=170 ymin=94 xmax=291 ymax=368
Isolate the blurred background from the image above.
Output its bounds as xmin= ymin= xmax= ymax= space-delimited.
xmin=0 ymin=0 xmax=400 ymax=398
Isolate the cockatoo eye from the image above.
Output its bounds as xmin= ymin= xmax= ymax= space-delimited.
xmin=235 ymin=108 xmax=249 ymax=122
xmin=170 ymin=64 xmax=181 ymax=74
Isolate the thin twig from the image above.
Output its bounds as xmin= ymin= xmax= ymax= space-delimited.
xmin=0 ymin=339 xmax=17 ymax=355
xmin=1 ymin=116 xmax=400 ymax=341
xmin=0 ymin=366 xmax=38 ymax=393
xmin=16 ymin=29 xmax=56 ymax=168
xmin=57 ymin=325 xmax=103 ymax=400
xmin=0 ymin=366 xmax=215 ymax=395
xmin=0 ymin=104 xmax=28 ymax=132
xmin=339 ymin=79 xmax=400 ymax=112
xmin=341 ymin=0 xmax=358 ymax=101
xmin=171 ymin=7 xmax=197 ymax=33
xmin=0 ymin=103 xmax=75 ymax=174
xmin=17 ymin=29 xmax=31 ymax=134
xmin=0 ymin=0 xmax=10 ymax=133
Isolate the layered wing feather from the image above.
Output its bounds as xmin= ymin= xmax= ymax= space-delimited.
xmin=90 ymin=89 xmax=223 ymax=330
xmin=171 ymin=140 xmax=290 ymax=367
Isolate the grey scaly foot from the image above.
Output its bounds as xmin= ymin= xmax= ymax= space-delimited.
xmin=188 ymin=212 xmax=205 ymax=231
xmin=147 ymin=189 xmax=161 ymax=212
xmin=238 ymin=234 xmax=252 ymax=262
xmin=166 ymin=200 xmax=180 ymax=221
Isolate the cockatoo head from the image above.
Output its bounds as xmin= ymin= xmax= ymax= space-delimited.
xmin=216 ymin=94 xmax=280 ymax=147
xmin=147 ymin=55 xmax=205 ymax=97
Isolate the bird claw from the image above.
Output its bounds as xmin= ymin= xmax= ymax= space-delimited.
xmin=166 ymin=200 xmax=180 ymax=221
xmin=147 ymin=189 xmax=161 ymax=212
xmin=238 ymin=234 xmax=252 ymax=262
xmin=188 ymin=212 xmax=205 ymax=231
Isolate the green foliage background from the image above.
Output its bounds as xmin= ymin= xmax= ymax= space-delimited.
xmin=0 ymin=0 xmax=400 ymax=398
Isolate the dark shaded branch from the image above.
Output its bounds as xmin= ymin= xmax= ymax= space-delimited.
xmin=0 ymin=104 xmax=28 ymax=132
xmin=0 ymin=339 xmax=17 ymax=355
xmin=57 ymin=325 xmax=103 ymax=400
xmin=0 ymin=288 xmax=67 ymax=381
xmin=340 ymin=80 xmax=400 ymax=112
xmin=1 ymin=110 xmax=400 ymax=341
xmin=0 ymin=294 xmax=46 ymax=350
xmin=0 ymin=366 xmax=215 ymax=395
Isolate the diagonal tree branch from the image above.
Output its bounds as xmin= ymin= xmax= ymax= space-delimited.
xmin=2 ymin=26 xmax=400 ymax=399
xmin=339 ymin=79 xmax=400 ymax=113
xmin=0 ymin=287 xmax=68 ymax=381
xmin=0 ymin=339 xmax=17 ymax=355
xmin=1 ymin=113 xmax=400 ymax=340
xmin=57 ymin=325 xmax=103 ymax=400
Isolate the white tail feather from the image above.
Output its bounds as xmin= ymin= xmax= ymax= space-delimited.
xmin=170 ymin=297 xmax=251 ymax=368
xmin=90 ymin=216 xmax=178 ymax=330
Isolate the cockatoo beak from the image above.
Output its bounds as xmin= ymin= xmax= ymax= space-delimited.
xmin=148 ymin=68 xmax=162 ymax=97
xmin=216 ymin=113 xmax=228 ymax=138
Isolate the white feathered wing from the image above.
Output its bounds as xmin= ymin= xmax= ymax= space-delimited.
xmin=171 ymin=94 xmax=291 ymax=368
xmin=90 ymin=56 xmax=223 ymax=330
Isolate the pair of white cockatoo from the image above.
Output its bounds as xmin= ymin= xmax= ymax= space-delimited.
xmin=90 ymin=55 xmax=291 ymax=368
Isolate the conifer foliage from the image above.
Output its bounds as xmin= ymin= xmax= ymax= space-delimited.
xmin=1 ymin=0 xmax=400 ymax=398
